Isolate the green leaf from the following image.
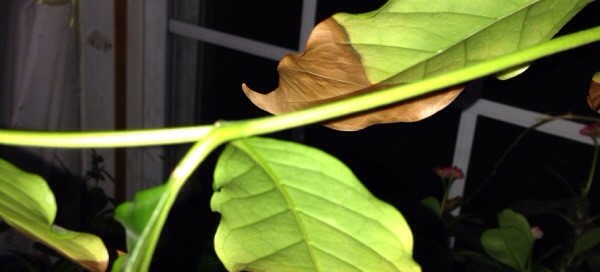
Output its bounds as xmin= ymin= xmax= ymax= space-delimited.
xmin=573 ymin=227 xmax=600 ymax=258
xmin=211 ymin=137 xmax=420 ymax=272
xmin=0 ymin=158 xmax=108 ymax=272
xmin=243 ymin=0 xmax=593 ymax=130
xmin=481 ymin=209 xmax=534 ymax=272
xmin=334 ymin=0 xmax=592 ymax=83
xmin=420 ymin=196 xmax=441 ymax=216
xmin=113 ymin=184 xmax=168 ymax=271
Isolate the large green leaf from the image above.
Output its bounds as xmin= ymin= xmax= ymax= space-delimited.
xmin=336 ymin=0 xmax=591 ymax=83
xmin=243 ymin=0 xmax=593 ymax=130
xmin=0 ymin=158 xmax=108 ymax=272
xmin=481 ymin=209 xmax=534 ymax=272
xmin=211 ymin=137 xmax=420 ymax=272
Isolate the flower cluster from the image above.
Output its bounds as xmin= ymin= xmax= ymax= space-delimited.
xmin=433 ymin=166 xmax=464 ymax=180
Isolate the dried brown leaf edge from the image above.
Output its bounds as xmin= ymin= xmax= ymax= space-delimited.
xmin=242 ymin=18 xmax=462 ymax=131
xmin=587 ymin=72 xmax=600 ymax=112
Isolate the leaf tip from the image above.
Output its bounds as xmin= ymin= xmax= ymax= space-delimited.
xmin=241 ymin=83 xmax=271 ymax=113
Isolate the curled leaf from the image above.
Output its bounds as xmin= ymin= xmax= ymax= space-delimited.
xmin=243 ymin=17 xmax=463 ymax=131
xmin=0 ymin=158 xmax=108 ymax=272
xmin=244 ymin=0 xmax=593 ymax=131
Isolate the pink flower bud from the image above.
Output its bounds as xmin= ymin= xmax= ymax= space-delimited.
xmin=531 ymin=226 xmax=544 ymax=240
xmin=433 ymin=166 xmax=464 ymax=180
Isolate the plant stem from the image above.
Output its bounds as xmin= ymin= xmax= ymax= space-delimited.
xmin=582 ymin=137 xmax=599 ymax=197
xmin=462 ymin=117 xmax=556 ymax=207
xmin=0 ymin=126 xmax=213 ymax=148
xmin=1 ymin=26 xmax=599 ymax=149
xmin=440 ymin=179 xmax=451 ymax=217
xmin=0 ymin=25 xmax=598 ymax=272
xmin=462 ymin=114 xmax=600 ymax=207
xmin=236 ymin=25 xmax=600 ymax=137
xmin=124 ymin=126 xmax=231 ymax=271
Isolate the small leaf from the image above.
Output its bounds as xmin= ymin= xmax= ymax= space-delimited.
xmin=243 ymin=0 xmax=593 ymax=131
xmin=113 ymin=184 xmax=168 ymax=271
xmin=211 ymin=137 xmax=420 ymax=272
xmin=421 ymin=196 xmax=441 ymax=216
xmin=481 ymin=209 xmax=534 ymax=272
xmin=587 ymin=72 xmax=600 ymax=112
xmin=0 ymin=158 xmax=108 ymax=272
xmin=573 ymin=227 xmax=600 ymax=258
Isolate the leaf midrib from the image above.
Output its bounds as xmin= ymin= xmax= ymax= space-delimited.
xmin=499 ymin=228 xmax=529 ymax=272
xmin=364 ymin=0 xmax=548 ymax=82
xmin=234 ymin=141 xmax=321 ymax=271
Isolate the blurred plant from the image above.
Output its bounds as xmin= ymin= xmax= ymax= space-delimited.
xmin=422 ymin=166 xmax=464 ymax=218
xmin=424 ymin=119 xmax=600 ymax=272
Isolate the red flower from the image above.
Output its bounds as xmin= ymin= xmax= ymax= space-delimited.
xmin=433 ymin=166 xmax=464 ymax=180
xmin=580 ymin=123 xmax=600 ymax=138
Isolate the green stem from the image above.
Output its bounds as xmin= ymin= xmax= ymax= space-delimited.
xmin=462 ymin=117 xmax=556 ymax=207
xmin=236 ymin=25 xmax=600 ymax=137
xmin=582 ymin=137 xmax=599 ymax=197
xmin=0 ymin=126 xmax=213 ymax=148
xmin=0 ymin=25 xmax=598 ymax=272
xmin=124 ymin=126 xmax=233 ymax=271
xmin=1 ymin=26 xmax=599 ymax=149
xmin=439 ymin=179 xmax=451 ymax=217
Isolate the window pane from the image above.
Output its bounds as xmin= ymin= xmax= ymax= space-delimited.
xmin=172 ymin=0 xmax=302 ymax=49
xmin=464 ymin=117 xmax=592 ymax=213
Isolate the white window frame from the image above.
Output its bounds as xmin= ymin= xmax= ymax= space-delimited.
xmin=449 ymin=99 xmax=594 ymax=215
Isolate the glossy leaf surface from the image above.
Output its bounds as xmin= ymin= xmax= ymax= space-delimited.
xmin=0 ymin=158 xmax=108 ymax=272
xmin=211 ymin=137 xmax=420 ymax=271
xmin=244 ymin=0 xmax=592 ymax=131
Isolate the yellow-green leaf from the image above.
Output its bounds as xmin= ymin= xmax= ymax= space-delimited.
xmin=0 ymin=158 xmax=108 ymax=272
xmin=211 ymin=137 xmax=420 ymax=272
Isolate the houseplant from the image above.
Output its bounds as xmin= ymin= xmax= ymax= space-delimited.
xmin=1 ymin=0 xmax=600 ymax=271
